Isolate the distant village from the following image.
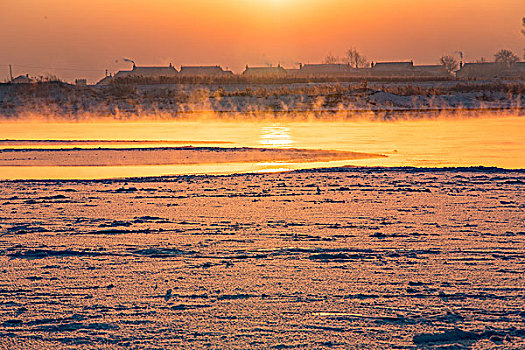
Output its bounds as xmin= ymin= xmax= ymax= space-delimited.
xmin=8 ymin=58 xmax=525 ymax=86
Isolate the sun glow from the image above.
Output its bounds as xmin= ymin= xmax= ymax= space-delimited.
xmin=1 ymin=0 xmax=523 ymax=81
xmin=251 ymin=0 xmax=301 ymax=6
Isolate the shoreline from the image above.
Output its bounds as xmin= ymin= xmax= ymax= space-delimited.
xmin=2 ymin=165 xmax=524 ymax=183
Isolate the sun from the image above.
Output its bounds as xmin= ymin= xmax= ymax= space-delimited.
xmin=253 ymin=0 xmax=300 ymax=8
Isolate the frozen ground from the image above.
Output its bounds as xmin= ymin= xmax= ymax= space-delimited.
xmin=0 ymin=167 xmax=524 ymax=349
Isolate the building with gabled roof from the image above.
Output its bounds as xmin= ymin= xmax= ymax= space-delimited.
xmin=11 ymin=74 xmax=32 ymax=84
xmin=96 ymin=75 xmax=113 ymax=85
xmin=179 ymin=65 xmax=233 ymax=76
xmin=299 ymin=63 xmax=356 ymax=76
xmin=456 ymin=62 xmax=525 ymax=79
xmin=413 ymin=65 xmax=450 ymax=77
xmin=113 ymin=64 xmax=179 ymax=79
xmin=372 ymin=61 xmax=414 ymax=70
xmin=456 ymin=62 xmax=499 ymax=79
xmin=243 ymin=65 xmax=287 ymax=77
xmin=371 ymin=61 xmax=414 ymax=76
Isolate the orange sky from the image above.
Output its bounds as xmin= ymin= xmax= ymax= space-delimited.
xmin=1 ymin=0 xmax=524 ymax=82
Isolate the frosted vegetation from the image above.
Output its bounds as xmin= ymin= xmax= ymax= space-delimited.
xmin=1 ymin=81 xmax=524 ymax=119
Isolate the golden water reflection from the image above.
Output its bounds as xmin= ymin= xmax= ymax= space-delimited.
xmin=0 ymin=115 xmax=524 ymax=180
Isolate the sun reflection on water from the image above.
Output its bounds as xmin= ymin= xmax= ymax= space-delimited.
xmin=259 ymin=125 xmax=293 ymax=148
xmin=1 ymin=115 xmax=524 ymax=180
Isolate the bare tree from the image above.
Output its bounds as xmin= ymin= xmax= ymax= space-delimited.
xmin=324 ymin=53 xmax=339 ymax=64
xmin=439 ymin=55 xmax=459 ymax=73
xmin=345 ymin=48 xmax=369 ymax=68
xmin=35 ymin=73 xmax=63 ymax=83
xmin=494 ymin=49 xmax=519 ymax=67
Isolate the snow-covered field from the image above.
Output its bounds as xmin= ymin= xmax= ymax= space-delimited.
xmin=1 ymin=81 xmax=523 ymax=119
xmin=0 ymin=168 xmax=524 ymax=349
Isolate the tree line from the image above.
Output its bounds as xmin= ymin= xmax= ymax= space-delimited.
xmin=325 ymin=48 xmax=521 ymax=74
xmin=324 ymin=18 xmax=525 ymax=73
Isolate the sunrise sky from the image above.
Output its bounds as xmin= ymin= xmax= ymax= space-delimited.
xmin=1 ymin=0 xmax=524 ymax=82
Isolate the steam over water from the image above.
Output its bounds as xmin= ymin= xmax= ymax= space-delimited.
xmin=0 ymin=114 xmax=524 ymax=179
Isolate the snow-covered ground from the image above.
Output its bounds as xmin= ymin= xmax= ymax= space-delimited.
xmin=0 ymin=168 xmax=524 ymax=348
xmin=1 ymin=81 xmax=523 ymax=119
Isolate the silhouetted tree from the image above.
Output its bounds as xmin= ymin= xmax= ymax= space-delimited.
xmin=439 ymin=55 xmax=459 ymax=73
xmin=494 ymin=49 xmax=519 ymax=67
xmin=345 ymin=48 xmax=369 ymax=68
xmin=323 ymin=54 xmax=339 ymax=64
xmin=522 ymin=17 xmax=525 ymax=35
